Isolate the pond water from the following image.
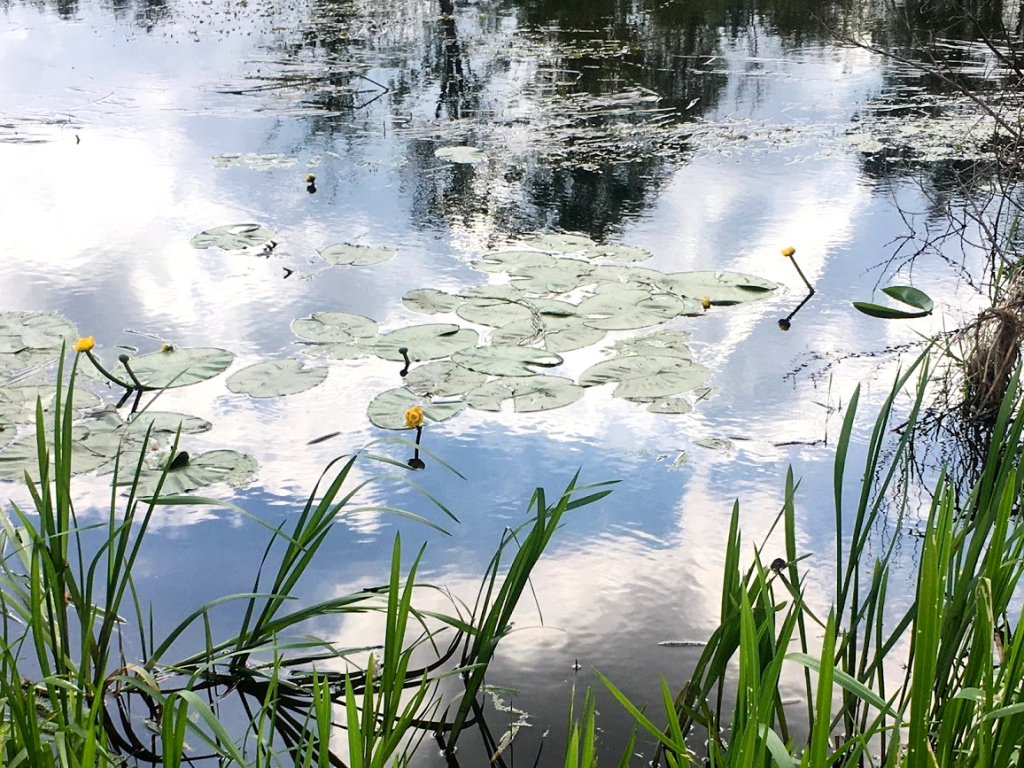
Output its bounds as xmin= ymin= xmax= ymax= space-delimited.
xmin=0 ymin=0 xmax=1005 ymax=762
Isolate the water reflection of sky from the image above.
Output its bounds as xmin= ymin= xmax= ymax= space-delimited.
xmin=0 ymin=0 xmax=987 ymax=762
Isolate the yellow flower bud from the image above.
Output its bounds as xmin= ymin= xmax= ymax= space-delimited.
xmin=781 ymin=246 xmax=796 ymax=258
xmin=701 ymin=296 xmax=711 ymax=310
xmin=73 ymin=336 xmax=95 ymax=353
xmin=161 ymin=343 xmax=174 ymax=352
xmin=305 ymin=173 xmax=316 ymax=184
xmin=404 ymin=406 xmax=424 ymax=429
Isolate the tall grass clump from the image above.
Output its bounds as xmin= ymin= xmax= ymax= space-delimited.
xmin=596 ymin=352 xmax=1024 ymax=766
xmin=0 ymin=347 xmax=611 ymax=766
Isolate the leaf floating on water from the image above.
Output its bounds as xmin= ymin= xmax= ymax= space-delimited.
xmin=375 ymin=324 xmax=479 ymax=363
xmin=404 ymin=360 xmax=487 ymax=398
xmin=695 ymin=437 xmax=734 ymax=450
xmin=114 ymin=348 xmax=234 ymax=389
xmin=508 ymin=261 xmax=594 ymax=294
xmin=402 ymin=289 xmax=462 ymax=315
xmin=581 ymin=244 xmax=653 ymax=263
xmin=456 ymin=298 xmax=535 ymax=328
xmin=226 ymin=359 xmax=328 ymax=398
xmin=466 ymin=376 xmax=583 ymax=413
xmin=125 ymin=411 xmax=213 ymax=435
xmin=452 ymin=345 xmax=563 ymax=377
xmin=211 ymin=152 xmax=299 ymax=170
xmin=645 ymin=397 xmax=693 ymax=414
xmin=655 ymin=271 xmax=778 ymax=305
xmin=190 ymin=223 xmax=276 ymax=251
xmin=0 ymin=311 xmax=78 ymax=354
xmin=521 ymin=233 xmax=596 ymax=253
xmin=435 ymin=146 xmax=488 ymax=164
xmin=609 ymin=329 xmax=693 ymax=360
xmin=579 ymin=355 xmax=709 ymax=399
xmin=291 ymin=312 xmax=379 ymax=344
xmin=0 ymin=385 xmax=101 ymax=425
xmin=577 ymin=289 xmax=698 ymax=330
xmin=131 ymin=449 xmax=258 ymax=496
xmin=367 ymin=387 xmax=466 ymax=430
xmin=318 ymin=243 xmax=397 ymax=267
xmin=470 ymin=250 xmax=557 ymax=274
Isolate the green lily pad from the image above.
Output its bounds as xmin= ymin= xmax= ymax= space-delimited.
xmin=0 ymin=418 xmax=13 ymax=451
xmin=190 ymin=224 xmax=276 ymax=250
xmin=522 ymin=234 xmax=595 ymax=253
xmin=470 ymin=251 xmax=556 ymax=274
xmin=367 ymin=388 xmax=466 ymax=430
xmin=292 ymin=312 xmax=379 ymax=344
xmin=645 ymin=397 xmax=693 ymax=414
xmin=581 ymin=244 xmax=653 ymax=263
xmin=655 ymin=271 xmax=778 ymax=305
xmin=466 ymin=376 xmax=583 ymax=413
xmin=508 ymin=261 xmax=594 ymax=294
xmin=114 ymin=348 xmax=234 ymax=389
xmin=0 ymin=425 xmax=113 ymax=482
xmin=853 ymin=286 xmax=934 ymax=319
xmin=211 ymin=152 xmax=298 ymax=170
xmin=577 ymin=290 xmax=698 ymax=330
xmin=130 ymin=449 xmax=258 ymax=496
xmin=579 ymin=355 xmax=709 ymax=399
xmin=319 ymin=243 xmax=397 ymax=267
xmin=0 ymin=311 xmax=78 ymax=354
xmin=456 ymin=299 xmax=536 ymax=327
xmin=695 ymin=437 xmax=733 ymax=450
xmin=226 ymin=359 xmax=328 ymax=398
xmin=124 ymin=411 xmax=213 ymax=435
xmin=375 ymin=324 xmax=479 ymax=363
xmin=435 ymin=146 xmax=488 ymax=164
xmin=404 ymin=361 xmax=488 ymax=398
xmin=609 ymin=330 xmax=693 ymax=360
xmin=0 ymin=385 xmax=101 ymax=425
xmin=491 ymin=316 xmax=605 ymax=353
xmin=588 ymin=264 xmax=664 ymax=287
xmin=402 ymin=289 xmax=462 ymax=315
xmin=452 ymin=345 xmax=563 ymax=377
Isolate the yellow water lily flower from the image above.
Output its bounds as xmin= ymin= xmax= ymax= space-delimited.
xmin=161 ymin=343 xmax=174 ymax=352
xmin=781 ymin=246 xmax=796 ymax=257
xmin=73 ymin=336 xmax=95 ymax=353
xmin=701 ymin=296 xmax=711 ymax=310
xmin=404 ymin=406 xmax=424 ymax=429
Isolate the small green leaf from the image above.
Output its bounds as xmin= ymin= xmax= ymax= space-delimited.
xmin=190 ymin=223 xmax=275 ymax=250
xmin=882 ymin=285 xmax=934 ymax=312
xmin=852 ymin=302 xmax=931 ymax=320
xmin=319 ymin=243 xmax=397 ymax=267
xmin=226 ymin=359 xmax=328 ymax=398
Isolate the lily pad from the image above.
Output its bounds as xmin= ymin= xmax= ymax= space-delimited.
xmin=114 ymin=348 xmax=234 ymax=389
xmin=319 ymin=243 xmax=397 ymax=267
xmin=405 ymin=361 xmax=488 ymax=398
xmin=491 ymin=316 xmax=605 ymax=353
xmin=402 ymin=289 xmax=462 ymax=315
xmin=508 ymin=261 xmax=594 ymax=294
xmin=609 ymin=330 xmax=693 ymax=360
xmin=470 ymin=251 xmax=556 ymax=274
xmin=466 ymin=376 xmax=583 ymax=413
xmin=0 ymin=311 xmax=78 ymax=354
xmin=581 ymin=244 xmax=653 ymax=263
xmin=522 ymin=234 xmax=595 ymax=253
xmin=452 ymin=345 xmax=563 ymax=377
xmin=645 ymin=397 xmax=693 ymax=414
xmin=695 ymin=437 xmax=733 ymax=450
xmin=655 ymin=271 xmax=778 ymax=305
xmin=211 ymin=152 xmax=298 ymax=170
xmin=292 ymin=312 xmax=379 ymax=344
xmin=456 ymin=299 xmax=536 ymax=327
xmin=190 ymin=224 xmax=276 ymax=250
xmin=577 ymin=290 xmax=698 ymax=330
xmin=579 ymin=355 xmax=709 ymax=399
xmin=0 ymin=385 xmax=101 ymax=425
xmin=0 ymin=426 xmax=113 ymax=482
xmin=375 ymin=324 xmax=479 ymax=363
xmin=131 ymin=449 xmax=258 ymax=496
xmin=435 ymin=146 xmax=488 ymax=164
xmin=226 ymin=359 xmax=328 ymax=398
xmin=367 ymin=388 xmax=466 ymax=430
xmin=125 ymin=411 xmax=213 ymax=435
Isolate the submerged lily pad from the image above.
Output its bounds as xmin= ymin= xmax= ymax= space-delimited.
xmin=0 ymin=311 xmax=77 ymax=354
xmin=114 ymin=348 xmax=234 ymax=389
xmin=435 ymin=146 xmax=488 ymax=164
xmin=226 ymin=359 xmax=328 ymax=398
xmin=131 ymin=449 xmax=258 ymax=496
xmin=319 ymin=243 xmax=397 ymax=267
xmin=405 ymin=361 xmax=487 ymax=398
xmin=375 ymin=324 xmax=479 ymax=363
xmin=579 ymin=355 xmax=709 ymax=399
xmin=402 ymin=289 xmax=462 ymax=315
xmin=292 ymin=312 xmax=379 ymax=343
xmin=609 ymin=330 xmax=693 ymax=360
xmin=656 ymin=271 xmax=778 ymax=305
xmin=577 ymin=290 xmax=698 ymax=330
xmin=452 ymin=345 xmax=563 ymax=377
xmin=190 ymin=224 xmax=276 ymax=250
xmin=367 ymin=388 xmax=466 ymax=430
xmin=466 ymin=376 xmax=583 ymax=413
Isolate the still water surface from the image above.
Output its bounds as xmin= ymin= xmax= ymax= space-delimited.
xmin=0 ymin=0 xmax=998 ymax=761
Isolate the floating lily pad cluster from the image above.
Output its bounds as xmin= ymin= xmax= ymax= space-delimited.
xmin=290 ymin=233 xmax=777 ymax=428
